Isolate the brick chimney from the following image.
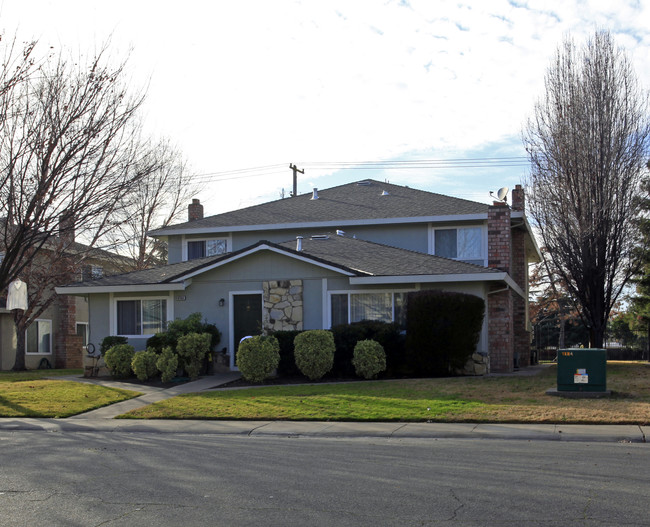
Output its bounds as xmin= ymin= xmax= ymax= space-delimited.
xmin=511 ymin=184 xmax=525 ymax=212
xmin=188 ymin=199 xmax=203 ymax=222
xmin=59 ymin=210 xmax=75 ymax=244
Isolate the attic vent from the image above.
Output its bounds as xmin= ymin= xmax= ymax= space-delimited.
xmin=356 ymin=180 xmax=372 ymax=186
xmin=311 ymin=188 xmax=319 ymax=200
xmin=381 ymin=190 xmax=389 ymax=196
xmin=311 ymin=235 xmax=329 ymax=240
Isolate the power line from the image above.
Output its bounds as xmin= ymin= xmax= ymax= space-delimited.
xmin=180 ymin=156 xmax=530 ymax=184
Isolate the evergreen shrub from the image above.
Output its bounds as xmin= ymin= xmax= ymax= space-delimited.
xmin=100 ymin=336 xmax=128 ymax=356
xmin=293 ymin=330 xmax=335 ymax=381
xmin=236 ymin=335 xmax=280 ymax=383
xmin=352 ymin=339 xmax=387 ymax=379
xmin=156 ymin=346 xmax=178 ymax=383
xmin=104 ymin=344 xmax=135 ymax=378
xmin=405 ymin=291 xmax=485 ymax=376
xmin=176 ymin=332 xmax=212 ymax=380
xmin=131 ymin=349 xmax=159 ymax=381
xmin=271 ymin=330 xmax=302 ymax=376
xmin=330 ymin=321 xmax=405 ymax=377
xmin=147 ymin=312 xmax=221 ymax=354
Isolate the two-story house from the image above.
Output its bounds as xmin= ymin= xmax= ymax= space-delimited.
xmin=57 ymin=179 xmax=539 ymax=373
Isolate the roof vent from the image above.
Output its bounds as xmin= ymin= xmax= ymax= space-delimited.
xmin=356 ymin=180 xmax=372 ymax=186
xmin=336 ymin=230 xmax=345 ymax=236
xmin=296 ymin=236 xmax=303 ymax=251
xmin=311 ymin=234 xmax=329 ymax=240
xmin=381 ymin=190 xmax=389 ymax=196
xmin=311 ymin=188 xmax=319 ymax=200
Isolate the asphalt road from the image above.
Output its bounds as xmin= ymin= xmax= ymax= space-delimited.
xmin=0 ymin=431 xmax=648 ymax=526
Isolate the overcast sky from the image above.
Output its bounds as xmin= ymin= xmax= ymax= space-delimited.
xmin=2 ymin=0 xmax=650 ymax=216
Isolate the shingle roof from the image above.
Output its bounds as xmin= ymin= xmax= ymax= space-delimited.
xmin=149 ymin=179 xmax=489 ymax=235
xmin=276 ymin=235 xmax=498 ymax=277
xmin=59 ymin=235 xmax=499 ymax=290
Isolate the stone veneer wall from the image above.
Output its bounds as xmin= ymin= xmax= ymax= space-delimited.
xmin=262 ymin=280 xmax=303 ymax=333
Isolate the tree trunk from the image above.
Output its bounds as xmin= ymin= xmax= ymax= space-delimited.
xmin=12 ymin=311 xmax=26 ymax=371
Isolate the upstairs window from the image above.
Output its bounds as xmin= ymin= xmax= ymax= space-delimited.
xmin=187 ymin=239 xmax=228 ymax=260
xmin=80 ymin=265 xmax=103 ymax=281
xmin=434 ymin=227 xmax=484 ymax=265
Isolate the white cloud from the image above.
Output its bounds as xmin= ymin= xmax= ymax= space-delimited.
xmin=2 ymin=0 xmax=650 ymax=213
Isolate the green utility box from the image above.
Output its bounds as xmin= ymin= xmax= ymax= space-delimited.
xmin=557 ymin=348 xmax=607 ymax=392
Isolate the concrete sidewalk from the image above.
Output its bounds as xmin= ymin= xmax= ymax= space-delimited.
xmin=60 ymin=372 xmax=242 ymax=419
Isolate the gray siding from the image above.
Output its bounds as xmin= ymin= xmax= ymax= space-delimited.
xmin=88 ymin=293 xmax=111 ymax=350
xmin=231 ymin=223 xmax=429 ymax=253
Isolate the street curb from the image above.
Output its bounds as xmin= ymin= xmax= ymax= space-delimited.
xmin=0 ymin=418 xmax=646 ymax=443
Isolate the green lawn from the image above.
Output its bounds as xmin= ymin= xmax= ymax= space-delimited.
xmin=0 ymin=369 xmax=142 ymax=418
xmin=122 ymin=362 xmax=650 ymax=424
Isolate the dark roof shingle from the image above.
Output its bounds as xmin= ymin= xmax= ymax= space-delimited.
xmin=150 ymin=179 xmax=489 ymax=235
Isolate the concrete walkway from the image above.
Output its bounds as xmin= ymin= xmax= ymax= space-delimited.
xmin=61 ymin=372 xmax=242 ymax=419
xmin=0 ymin=366 xmax=646 ymax=443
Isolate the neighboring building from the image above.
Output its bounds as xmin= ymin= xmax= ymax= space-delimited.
xmin=0 ymin=234 xmax=133 ymax=370
xmin=57 ymin=179 xmax=540 ymax=373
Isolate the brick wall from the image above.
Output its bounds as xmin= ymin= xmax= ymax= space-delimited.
xmin=487 ymin=201 xmax=514 ymax=372
xmin=54 ymin=295 xmax=83 ymax=368
xmin=488 ymin=202 xmax=511 ymax=273
xmin=487 ymin=288 xmax=513 ymax=372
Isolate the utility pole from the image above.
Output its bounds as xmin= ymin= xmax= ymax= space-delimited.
xmin=289 ymin=163 xmax=304 ymax=197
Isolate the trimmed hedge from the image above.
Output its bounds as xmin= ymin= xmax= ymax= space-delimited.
xmin=147 ymin=312 xmax=221 ymax=354
xmin=405 ymin=290 xmax=484 ymax=376
xmin=104 ymin=344 xmax=135 ymax=379
xmin=156 ymin=346 xmax=179 ymax=383
xmin=271 ymin=330 xmax=302 ymax=376
xmin=176 ymin=332 xmax=212 ymax=380
xmin=330 ymin=321 xmax=405 ymax=377
xmin=352 ymin=339 xmax=387 ymax=379
xmin=131 ymin=349 xmax=159 ymax=381
xmin=100 ymin=336 xmax=128 ymax=356
xmin=294 ymin=330 xmax=335 ymax=381
xmin=237 ymin=335 xmax=280 ymax=383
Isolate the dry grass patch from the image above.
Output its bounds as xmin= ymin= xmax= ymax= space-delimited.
xmin=122 ymin=362 xmax=650 ymax=424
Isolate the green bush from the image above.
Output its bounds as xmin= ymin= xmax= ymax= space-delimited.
xmin=104 ymin=344 xmax=135 ymax=379
xmin=156 ymin=346 xmax=179 ymax=383
xmin=131 ymin=349 xmax=159 ymax=381
xmin=147 ymin=312 xmax=221 ymax=354
xmin=352 ymin=339 xmax=387 ymax=379
xmin=294 ymin=330 xmax=335 ymax=381
xmin=272 ymin=330 xmax=302 ymax=376
xmin=331 ymin=321 xmax=405 ymax=377
xmin=100 ymin=336 xmax=128 ymax=356
xmin=236 ymin=335 xmax=280 ymax=383
xmin=405 ymin=291 xmax=485 ymax=376
xmin=176 ymin=332 xmax=211 ymax=380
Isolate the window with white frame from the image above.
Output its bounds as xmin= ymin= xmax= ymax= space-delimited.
xmin=186 ymin=238 xmax=228 ymax=260
xmin=26 ymin=319 xmax=52 ymax=354
xmin=76 ymin=322 xmax=89 ymax=349
xmin=116 ymin=299 xmax=167 ymax=336
xmin=433 ymin=226 xmax=484 ymax=265
xmin=330 ymin=292 xmax=408 ymax=329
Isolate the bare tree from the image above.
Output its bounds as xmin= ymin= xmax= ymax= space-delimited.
xmin=523 ymin=30 xmax=650 ymax=348
xmin=0 ymin=41 xmax=159 ymax=369
xmin=107 ymin=139 xmax=197 ymax=270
